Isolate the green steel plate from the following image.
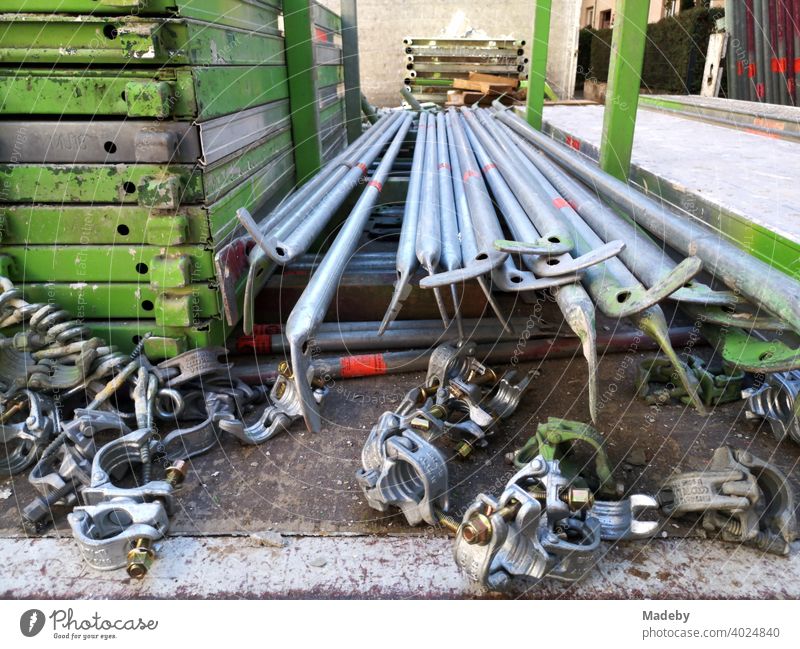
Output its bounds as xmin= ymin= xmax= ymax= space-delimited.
xmin=202 ymin=128 xmax=292 ymax=202
xmin=0 ymin=15 xmax=284 ymax=65
xmin=0 ymin=244 xmax=215 ymax=283
xmin=0 ymin=146 xmax=295 ymax=246
xmin=0 ymin=204 xmax=212 ymax=245
xmin=207 ymin=150 xmax=295 ymax=244
xmin=319 ymin=98 xmax=344 ymax=125
xmin=312 ymin=2 xmax=341 ymax=34
xmin=317 ymin=64 xmax=344 ymax=88
xmin=20 ymin=282 xmax=221 ymax=325
xmin=90 ymin=319 xmax=227 ymax=357
xmin=0 ymin=0 xmax=281 ymax=33
xmin=0 ymin=130 xmax=292 ymax=207
xmin=0 ymin=66 xmax=288 ymax=119
xmin=0 ymin=163 xmax=204 ymax=205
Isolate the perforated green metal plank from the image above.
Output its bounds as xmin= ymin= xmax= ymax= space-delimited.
xmin=0 ymin=15 xmax=284 ymax=65
xmin=0 ymin=66 xmax=288 ymax=119
xmin=0 ymin=244 xmax=215 ymax=283
xmin=0 ymin=0 xmax=281 ymax=33
xmin=20 ymin=282 xmax=221 ymax=326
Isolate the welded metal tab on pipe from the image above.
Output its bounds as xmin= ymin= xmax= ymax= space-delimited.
xmin=500 ymin=124 xmax=735 ymax=307
xmin=286 ymin=112 xmax=414 ymax=432
xmin=460 ymin=108 xmax=573 ymax=256
xmin=493 ymin=106 xmax=800 ymax=335
xmin=444 ymin=112 xmax=514 ymax=333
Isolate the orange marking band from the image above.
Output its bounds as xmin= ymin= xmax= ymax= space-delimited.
xmin=340 ymin=354 xmax=387 ymax=378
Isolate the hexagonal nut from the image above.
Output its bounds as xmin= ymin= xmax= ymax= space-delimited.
xmin=462 ymin=513 xmax=493 ymax=545
xmin=565 ymin=488 xmax=594 ymax=511
xmin=165 ymin=460 xmax=188 ymax=487
xmin=126 ymin=546 xmax=155 ymax=579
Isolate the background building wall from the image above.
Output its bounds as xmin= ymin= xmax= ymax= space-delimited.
xmin=321 ymin=0 xmax=581 ymax=107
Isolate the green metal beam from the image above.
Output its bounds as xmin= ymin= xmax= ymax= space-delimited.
xmin=284 ymin=0 xmax=322 ymax=183
xmin=525 ymin=0 xmax=552 ymax=130
xmin=341 ymin=0 xmax=362 ymax=144
xmin=599 ymin=0 xmax=649 ymax=181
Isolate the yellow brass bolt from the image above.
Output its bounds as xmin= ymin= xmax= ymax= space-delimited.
xmin=126 ymin=538 xmax=155 ymax=579
xmin=277 ymin=360 xmax=293 ymax=379
xmin=165 ymin=460 xmax=188 ymax=488
xmin=429 ymin=404 xmax=446 ymax=419
xmin=409 ymin=417 xmax=431 ymax=431
xmin=462 ymin=513 xmax=493 ymax=545
xmin=456 ymin=440 xmax=473 ymax=458
xmin=435 ymin=508 xmax=460 ymax=534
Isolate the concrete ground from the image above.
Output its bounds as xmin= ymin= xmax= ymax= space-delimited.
xmin=2 ymin=334 xmax=799 ymax=598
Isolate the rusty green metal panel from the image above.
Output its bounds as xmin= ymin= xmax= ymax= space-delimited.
xmin=317 ymin=65 xmax=345 ymax=88
xmin=312 ymin=1 xmax=342 ymax=34
xmin=0 ymin=205 xmax=209 ymax=245
xmin=19 ymin=282 xmax=221 ymax=325
xmin=598 ymin=0 xmax=649 ymax=181
xmin=0 ymin=245 xmax=214 ymax=283
xmin=0 ymin=164 xmax=203 ymax=206
xmin=319 ymin=98 xmax=345 ymax=125
xmin=0 ymin=66 xmax=289 ymax=119
xmin=525 ymin=0 xmax=551 ymax=130
xmin=0 ymin=0 xmax=281 ymax=33
xmin=0 ymin=131 xmax=291 ymax=207
xmin=88 ymin=319 xmax=226 ymax=357
xmin=0 ymin=15 xmax=285 ymax=65
xmin=201 ymin=129 xmax=293 ymax=202
xmin=0 ymin=149 xmax=295 ymax=247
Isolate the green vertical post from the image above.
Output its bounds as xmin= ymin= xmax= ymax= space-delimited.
xmin=525 ymin=0 xmax=552 ymax=130
xmin=599 ymin=0 xmax=649 ymax=181
xmin=284 ymin=0 xmax=322 ymax=183
xmin=341 ymin=0 xmax=362 ymax=143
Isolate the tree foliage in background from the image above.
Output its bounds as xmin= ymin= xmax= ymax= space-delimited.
xmin=578 ymin=6 xmax=725 ymax=94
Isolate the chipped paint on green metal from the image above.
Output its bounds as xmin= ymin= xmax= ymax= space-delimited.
xmin=340 ymin=0 xmax=361 ymax=144
xmin=0 ymin=66 xmax=288 ymax=119
xmin=284 ymin=0 xmax=323 ymax=183
xmin=0 ymin=205 xmax=210 ymax=245
xmin=19 ymin=282 xmax=221 ymax=325
xmin=599 ymin=0 xmax=649 ymax=181
xmin=0 ymin=15 xmax=285 ymax=66
xmin=0 ymin=245 xmax=214 ymax=283
xmin=0 ymin=0 xmax=281 ymax=33
xmin=526 ymin=0 xmax=551 ymax=130
xmin=89 ymin=319 xmax=225 ymax=356
xmin=312 ymin=1 xmax=342 ymax=34
xmin=0 ymin=164 xmax=203 ymax=205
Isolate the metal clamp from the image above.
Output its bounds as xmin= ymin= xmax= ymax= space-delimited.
xmin=0 ymin=390 xmax=58 ymax=475
xmin=743 ymin=370 xmax=800 ymax=444
xmin=660 ymin=446 xmax=797 ymax=555
xmin=636 ymin=355 xmax=744 ymax=407
xmin=591 ymin=495 xmax=659 ymax=541
xmin=453 ymin=456 xmax=601 ymax=591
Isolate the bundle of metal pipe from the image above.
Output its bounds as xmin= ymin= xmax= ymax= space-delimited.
xmin=239 ymin=99 xmax=800 ymax=437
xmin=490 ymin=102 xmax=800 ymax=376
xmin=727 ymin=0 xmax=799 ymax=106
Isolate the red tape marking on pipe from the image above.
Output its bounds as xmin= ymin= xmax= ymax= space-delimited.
xmin=463 ymin=169 xmax=479 ymax=181
xmin=236 ymin=335 xmax=272 ymax=354
xmin=482 ymin=163 xmax=497 ymax=173
xmin=357 ymin=162 xmax=368 ymax=175
xmin=749 ymin=63 xmax=757 ymax=78
xmin=795 ymin=58 xmax=800 ymax=74
xmin=737 ymin=61 xmax=744 ymax=76
xmin=340 ymin=354 xmax=387 ymax=378
xmin=756 ymin=83 xmax=765 ymax=98
xmin=552 ymin=197 xmax=569 ymax=209
xmin=252 ymin=324 xmax=283 ymax=336
xmin=368 ymin=180 xmax=383 ymax=191
xmin=565 ymin=135 xmax=581 ymax=150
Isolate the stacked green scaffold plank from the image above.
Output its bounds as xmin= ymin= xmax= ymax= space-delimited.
xmin=312 ymin=1 xmax=346 ymax=160
xmin=0 ymin=0 xmax=298 ymax=357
